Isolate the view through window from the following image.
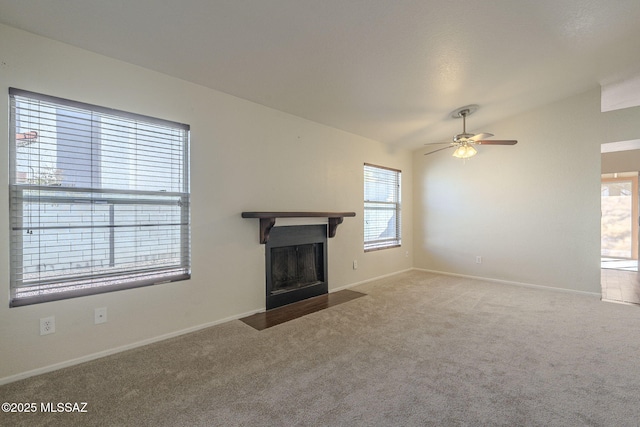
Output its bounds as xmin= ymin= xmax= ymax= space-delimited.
xmin=9 ymin=88 xmax=191 ymax=306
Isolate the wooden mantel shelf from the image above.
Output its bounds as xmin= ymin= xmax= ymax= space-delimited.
xmin=242 ymin=211 xmax=356 ymax=244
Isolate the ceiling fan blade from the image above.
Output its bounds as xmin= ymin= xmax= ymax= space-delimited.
xmin=424 ymin=145 xmax=455 ymax=155
xmin=469 ymin=132 xmax=493 ymax=141
xmin=424 ymin=141 xmax=453 ymax=145
xmin=475 ymin=140 xmax=517 ymax=145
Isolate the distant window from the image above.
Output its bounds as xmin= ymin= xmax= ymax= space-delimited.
xmin=364 ymin=163 xmax=401 ymax=251
xmin=9 ymin=88 xmax=191 ymax=307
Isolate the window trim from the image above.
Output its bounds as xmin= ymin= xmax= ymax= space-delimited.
xmin=9 ymin=88 xmax=191 ymax=307
xmin=364 ymin=162 xmax=401 ymax=252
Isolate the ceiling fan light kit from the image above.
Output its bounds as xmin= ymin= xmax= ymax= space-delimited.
xmin=424 ymin=104 xmax=517 ymax=159
xmin=452 ymin=144 xmax=477 ymax=159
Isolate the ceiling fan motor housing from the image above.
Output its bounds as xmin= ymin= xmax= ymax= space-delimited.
xmin=453 ymin=133 xmax=474 ymax=143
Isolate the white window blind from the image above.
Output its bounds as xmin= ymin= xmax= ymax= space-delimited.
xmin=364 ymin=163 xmax=401 ymax=251
xmin=9 ymin=88 xmax=191 ymax=307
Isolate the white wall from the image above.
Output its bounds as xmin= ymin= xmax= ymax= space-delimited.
xmin=413 ymin=88 xmax=640 ymax=294
xmin=0 ymin=24 xmax=413 ymax=382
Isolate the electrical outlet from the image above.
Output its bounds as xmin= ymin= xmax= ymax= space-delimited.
xmin=476 ymin=256 xmax=482 ymax=264
xmin=94 ymin=307 xmax=107 ymax=324
xmin=40 ymin=316 xmax=55 ymax=335
xmin=405 ymin=251 xmax=409 ymax=258
xmin=353 ymin=260 xmax=358 ymax=270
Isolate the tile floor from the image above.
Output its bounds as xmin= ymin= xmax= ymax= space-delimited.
xmin=601 ymin=268 xmax=640 ymax=305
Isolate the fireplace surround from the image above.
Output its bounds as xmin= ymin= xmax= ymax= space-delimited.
xmin=265 ymin=225 xmax=328 ymax=309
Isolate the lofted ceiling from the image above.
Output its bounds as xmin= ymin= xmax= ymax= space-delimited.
xmin=1 ymin=0 xmax=640 ymax=150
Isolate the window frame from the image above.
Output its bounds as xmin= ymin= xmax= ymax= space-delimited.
xmin=364 ymin=163 xmax=401 ymax=252
xmin=9 ymin=88 xmax=191 ymax=307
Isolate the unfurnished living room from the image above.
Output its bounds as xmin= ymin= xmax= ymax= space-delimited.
xmin=1 ymin=1 xmax=640 ymax=426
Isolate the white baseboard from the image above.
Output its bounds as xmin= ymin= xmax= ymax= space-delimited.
xmin=414 ymin=268 xmax=602 ymax=298
xmin=330 ymin=268 xmax=414 ymax=293
xmin=0 ymin=307 xmax=264 ymax=386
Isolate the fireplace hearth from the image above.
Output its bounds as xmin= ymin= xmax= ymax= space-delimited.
xmin=265 ymin=225 xmax=328 ymax=310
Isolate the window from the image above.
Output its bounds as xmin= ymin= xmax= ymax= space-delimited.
xmin=9 ymin=88 xmax=191 ymax=307
xmin=364 ymin=163 xmax=401 ymax=251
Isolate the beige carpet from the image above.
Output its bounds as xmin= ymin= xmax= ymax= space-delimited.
xmin=2 ymin=270 xmax=640 ymax=426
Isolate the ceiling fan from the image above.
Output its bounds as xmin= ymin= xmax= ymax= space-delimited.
xmin=424 ymin=105 xmax=517 ymax=159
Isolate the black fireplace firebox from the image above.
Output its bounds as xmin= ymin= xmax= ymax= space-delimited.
xmin=265 ymin=225 xmax=328 ymax=310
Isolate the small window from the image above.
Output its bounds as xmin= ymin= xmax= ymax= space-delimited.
xmin=9 ymin=88 xmax=191 ymax=307
xmin=364 ymin=163 xmax=401 ymax=251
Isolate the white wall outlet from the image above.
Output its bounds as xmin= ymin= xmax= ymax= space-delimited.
xmin=476 ymin=256 xmax=482 ymax=264
xmin=40 ymin=316 xmax=55 ymax=335
xmin=353 ymin=260 xmax=358 ymax=270
xmin=405 ymin=251 xmax=409 ymax=258
xmin=94 ymin=307 xmax=107 ymax=324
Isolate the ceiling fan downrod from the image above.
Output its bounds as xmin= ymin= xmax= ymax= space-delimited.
xmin=460 ymin=109 xmax=468 ymax=134
xmin=451 ymin=104 xmax=478 ymax=143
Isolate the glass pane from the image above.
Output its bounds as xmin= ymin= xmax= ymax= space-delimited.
xmin=270 ymin=243 xmax=323 ymax=294
xmin=601 ymin=181 xmax=633 ymax=258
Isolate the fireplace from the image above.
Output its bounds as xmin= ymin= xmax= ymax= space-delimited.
xmin=265 ymin=224 xmax=328 ymax=310
xmin=242 ymin=212 xmax=355 ymax=310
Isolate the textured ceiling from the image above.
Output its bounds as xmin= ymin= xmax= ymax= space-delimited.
xmin=2 ymin=0 xmax=640 ymax=150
